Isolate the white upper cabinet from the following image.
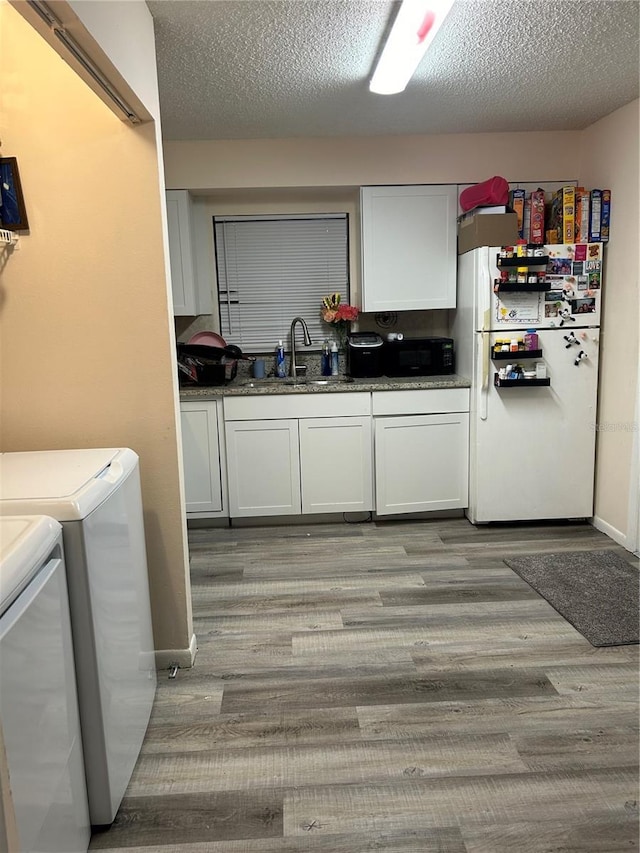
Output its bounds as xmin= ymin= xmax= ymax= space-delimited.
xmin=166 ymin=190 xmax=212 ymax=316
xmin=360 ymin=185 xmax=457 ymax=312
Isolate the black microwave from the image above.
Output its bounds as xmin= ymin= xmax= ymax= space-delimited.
xmin=383 ymin=337 xmax=455 ymax=377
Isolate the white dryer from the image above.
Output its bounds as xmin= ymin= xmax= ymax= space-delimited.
xmin=0 ymin=448 xmax=157 ymax=827
xmin=0 ymin=515 xmax=90 ymax=852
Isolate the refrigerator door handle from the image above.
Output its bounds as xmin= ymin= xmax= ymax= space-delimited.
xmin=480 ymin=333 xmax=490 ymax=420
xmin=479 ymin=247 xmax=492 ymax=332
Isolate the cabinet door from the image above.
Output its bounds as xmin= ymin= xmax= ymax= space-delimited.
xmin=299 ymin=417 xmax=373 ymax=514
xmin=166 ymin=190 xmax=197 ymax=315
xmin=226 ymin=419 xmax=300 ymax=517
xmin=375 ymin=413 xmax=469 ymax=515
xmin=360 ymin=185 xmax=457 ymax=312
xmin=180 ymin=401 xmax=224 ymax=514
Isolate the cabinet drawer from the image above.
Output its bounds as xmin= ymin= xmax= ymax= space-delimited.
xmin=372 ymin=388 xmax=469 ymax=416
xmin=224 ymin=392 xmax=371 ymax=421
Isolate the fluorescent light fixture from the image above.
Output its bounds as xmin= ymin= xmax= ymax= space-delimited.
xmin=370 ymin=0 xmax=455 ymax=95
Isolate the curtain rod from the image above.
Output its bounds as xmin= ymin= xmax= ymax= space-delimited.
xmin=26 ymin=0 xmax=142 ymax=124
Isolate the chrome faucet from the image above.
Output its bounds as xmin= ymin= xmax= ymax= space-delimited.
xmin=290 ymin=316 xmax=312 ymax=377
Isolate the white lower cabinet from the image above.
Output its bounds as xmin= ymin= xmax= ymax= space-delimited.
xmin=299 ymin=416 xmax=373 ymax=513
xmin=373 ymin=389 xmax=470 ymax=516
xmin=223 ymin=393 xmax=373 ymax=518
xmin=225 ymin=419 xmax=301 ymax=517
xmin=182 ymin=388 xmax=469 ymax=521
xmin=180 ymin=400 xmax=227 ymax=517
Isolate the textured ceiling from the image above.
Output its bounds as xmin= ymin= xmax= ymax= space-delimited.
xmin=147 ymin=0 xmax=640 ymax=141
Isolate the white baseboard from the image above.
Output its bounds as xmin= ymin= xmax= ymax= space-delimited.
xmin=154 ymin=633 xmax=198 ymax=671
xmin=591 ymin=515 xmax=629 ymax=550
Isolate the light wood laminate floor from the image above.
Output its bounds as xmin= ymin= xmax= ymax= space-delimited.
xmin=90 ymin=517 xmax=640 ymax=852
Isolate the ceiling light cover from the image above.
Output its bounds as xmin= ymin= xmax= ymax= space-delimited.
xmin=370 ymin=0 xmax=455 ymax=95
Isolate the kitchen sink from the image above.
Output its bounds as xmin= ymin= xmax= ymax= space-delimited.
xmin=283 ymin=377 xmax=355 ymax=386
xmin=235 ymin=376 xmax=355 ymax=389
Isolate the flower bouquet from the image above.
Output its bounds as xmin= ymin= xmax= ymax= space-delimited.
xmin=321 ymin=293 xmax=359 ymax=349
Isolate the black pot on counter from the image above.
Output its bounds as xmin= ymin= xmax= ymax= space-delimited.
xmin=176 ymin=343 xmax=238 ymax=386
xmin=177 ymin=342 xmax=252 ymax=361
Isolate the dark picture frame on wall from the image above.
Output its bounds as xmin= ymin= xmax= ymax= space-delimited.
xmin=0 ymin=157 xmax=29 ymax=231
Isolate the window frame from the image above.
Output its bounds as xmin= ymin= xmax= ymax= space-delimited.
xmin=212 ymin=212 xmax=351 ymax=353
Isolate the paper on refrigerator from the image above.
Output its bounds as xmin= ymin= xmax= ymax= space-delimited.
xmin=495 ymin=291 xmax=541 ymax=323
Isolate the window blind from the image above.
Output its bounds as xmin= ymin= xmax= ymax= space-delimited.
xmin=214 ymin=214 xmax=349 ymax=352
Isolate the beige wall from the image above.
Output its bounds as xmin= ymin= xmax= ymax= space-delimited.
xmin=164 ymin=131 xmax=581 ymax=191
xmin=0 ymin=2 xmax=193 ymax=659
xmin=579 ymin=99 xmax=639 ymax=545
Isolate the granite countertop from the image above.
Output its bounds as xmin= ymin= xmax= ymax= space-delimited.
xmin=179 ymin=374 xmax=471 ymax=400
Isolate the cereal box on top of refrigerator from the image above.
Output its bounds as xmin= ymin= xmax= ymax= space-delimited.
xmin=575 ymin=187 xmax=590 ymax=243
xmin=600 ymin=190 xmax=611 ymax=242
xmin=530 ymin=188 xmax=545 ymax=244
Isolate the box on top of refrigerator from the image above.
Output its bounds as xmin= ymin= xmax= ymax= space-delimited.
xmin=508 ymin=189 xmax=526 ymax=239
xmin=457 ymin=211 xmax=519 ymax=254
xmin=574 ymin=187 xmax=590 ymax=243
xmin=589 ymin=189 xmax=603 ymax=241
xmin=529 ymin=189 xmax=545 ymax=244
xmin=548 ymin=186 xmax=575 ymax=244
xmin=600 ymin=190 xmax=611 ymax=242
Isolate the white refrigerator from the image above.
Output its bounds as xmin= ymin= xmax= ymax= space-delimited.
xmin=452 ymin=243 xmax=603 ymax=523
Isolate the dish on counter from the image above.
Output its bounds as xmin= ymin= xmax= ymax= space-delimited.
xmin=187 ymin=331 xmax=227 ymax=348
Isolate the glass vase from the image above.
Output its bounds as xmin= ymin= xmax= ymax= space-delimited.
xmin=335 ymin=321 xmax=350 ymax=351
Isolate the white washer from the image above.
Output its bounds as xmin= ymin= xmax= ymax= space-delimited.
xmin=0 ymin=449 xmax=157 ymax=827
xmin=0 ymin=515 xmax=90 ymax=852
